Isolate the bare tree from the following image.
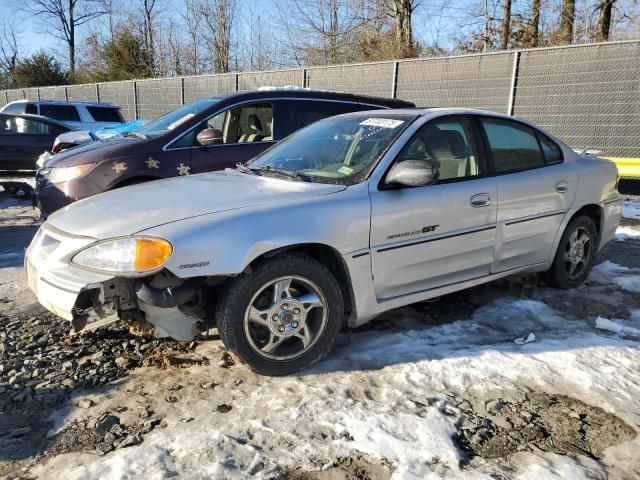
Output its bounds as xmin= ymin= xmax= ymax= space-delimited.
xmin=559 ymin=0 xmax=576 ymax=44
xmin=596 ymin=0 xmax=616 ymax=41
xmin=182 ymin=0 xmax=204 ymax=74
xmin=279 ymin=0 xmax=372 ymax=65
xmin=201 ymin=0 xmax=235 ymax=73
xmin=142 ymin=0 xmax=158 ymax=74
xmin=530 ymin=0 xmax=541 ymax=47
xmin=499 ymin=0 xmax=512 ymax=49
xmin=23 ymin=0 xmax=105 ymax=75
xmin=0 ymin=22 xmax=21 ymax=82
xmin=95 ymin=0 xmax=118 ymax=41
xmin=389 ymin=0 xmax=417 ymax=56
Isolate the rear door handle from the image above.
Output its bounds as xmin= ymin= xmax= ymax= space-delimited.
xmin=470 ymin=193 xmax=491 ymax=207
xmin=556 ymin=180 xmax=568 ymax=193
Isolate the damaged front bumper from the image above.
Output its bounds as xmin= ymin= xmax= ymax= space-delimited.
xmin=25 ymin=224 xmax=203 ymax=341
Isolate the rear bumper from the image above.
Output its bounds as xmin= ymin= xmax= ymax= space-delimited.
xmin=600 ymin=196 xmax=624 ymax=249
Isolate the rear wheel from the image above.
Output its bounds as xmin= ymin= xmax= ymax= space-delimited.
xmin=216 ymin=253 xmax=344 ymax=376
xmin=539 ymin=215 xmax=598 ymax=289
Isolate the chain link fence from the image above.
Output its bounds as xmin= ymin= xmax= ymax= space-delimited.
xmin=1 ymin=40 xmax=639 ymax=157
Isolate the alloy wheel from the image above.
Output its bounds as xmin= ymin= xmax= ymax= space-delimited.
xmin=243 ymin=275 xmax=328 ymax=360
xmin=563 ymin=226 xmax=592 ymax=279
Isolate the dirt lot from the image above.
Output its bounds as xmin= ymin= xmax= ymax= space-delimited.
xmin=1 ymin=192 xmax=640 ymax=480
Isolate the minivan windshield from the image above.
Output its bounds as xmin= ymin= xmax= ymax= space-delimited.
xmin=135 ymin=97 xmax=222 ymax=139
xmin=246 ymin=113 xmax=416 ymax=185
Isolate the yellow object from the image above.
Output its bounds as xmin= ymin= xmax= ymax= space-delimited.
xmin=135 ymin=238 xmax=173 ymax=271
xmin=602 ymin=157 xmax=640 ymax=178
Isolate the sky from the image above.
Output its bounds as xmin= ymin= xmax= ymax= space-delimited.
xmin=7 ymin=0 xmax=640 ymax=70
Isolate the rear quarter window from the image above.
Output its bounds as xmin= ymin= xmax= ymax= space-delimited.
xmin=40 ymin=104 xmax=81 ymax=122
xmin=537 ymin=132 xmax=563 ymax=164
xmin=86 ymin=106 xmax=124 ymax=123
xmin=2 ymin=103 xmax=25 ymax=114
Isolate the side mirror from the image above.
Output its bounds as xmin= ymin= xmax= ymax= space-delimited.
xmin=196 ymin=128 xmax=223 ymax=146
xmin=385 ymin=160 xmax=439 ymax=187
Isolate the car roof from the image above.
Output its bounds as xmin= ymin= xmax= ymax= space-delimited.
xmin=6 ymin=99 xmax=119 ymax=108
xmin=202 ymin=87 xmax=415 ymax=108
xmin=0 ymin=112 xmax=72 ymax=129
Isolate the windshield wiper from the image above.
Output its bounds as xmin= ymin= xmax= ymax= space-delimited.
xmin=260 ymin=166 xmax=311 ymax=182
xmin=236 ymin=162 xmax=256 ymax=175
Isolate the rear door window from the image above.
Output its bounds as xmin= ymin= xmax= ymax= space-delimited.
xmin=40 ymin=104 xmax=81 ymax=122
xmin=86 ymin=106 xmax=124 ymax=123
xmin=278 ymin=100 xmax=379 ymax=138
xmin=480 ymin=117 xmax=546 ymax=173
xmin=25 ymin=103 xmax=38 ymax=114
xmin=0 ymin=116 xmax=63 ymax=134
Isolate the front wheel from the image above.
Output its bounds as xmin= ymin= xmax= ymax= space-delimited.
xmin=539 ymin=215 xmax=598 ymax=289
xmin=216 ymin=253 xmax=344 ymax=376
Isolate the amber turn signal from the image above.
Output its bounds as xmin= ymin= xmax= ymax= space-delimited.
xmin=134 ymin=238 xmax=173 ymax=271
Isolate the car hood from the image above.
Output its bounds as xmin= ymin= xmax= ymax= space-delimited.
xmin=46 ymin=136 xmax=146 ymax=167
xmin=46 ymin=170 xmax=347 ymax=238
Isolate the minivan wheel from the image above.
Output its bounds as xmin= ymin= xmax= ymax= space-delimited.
xmin=216 ymin=253 xmax=344 ymax=376
xmin=539 ymin=215 xmax=598 ymax=289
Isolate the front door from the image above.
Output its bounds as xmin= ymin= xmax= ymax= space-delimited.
xmin=189 ymin=101 xmax=275 ymax=174
xmin=370 ymin=115 xmax=498 ymax=300
xmin=477 ymin=116 xmax=577 ymax=273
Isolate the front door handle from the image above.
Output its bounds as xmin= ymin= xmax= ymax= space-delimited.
xmin=470 ymin=193 xmax=491 ymax=208
xmin=556 ymin=180 xmax=568 ymax=193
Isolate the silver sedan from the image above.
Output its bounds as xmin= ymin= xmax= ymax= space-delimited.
xmin=26 ymin=108 xmax=623 ymax=375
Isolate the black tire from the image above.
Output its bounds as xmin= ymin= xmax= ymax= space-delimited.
xmin=216 ymin=253 xmax=344 ymax=376
xmin=539 ymin=215 xmax=598 ymax=289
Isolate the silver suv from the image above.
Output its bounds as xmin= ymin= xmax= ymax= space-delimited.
xmin=25 ymin=108 xmax=623 ymax=375
xmin=0 ymin=100 xmax=124 ymax=130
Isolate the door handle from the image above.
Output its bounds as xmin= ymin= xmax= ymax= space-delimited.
xmin=556 ymin=180 xmax=568 ymax=193
xmin=470 ymin=193 xmax=491 ymax=207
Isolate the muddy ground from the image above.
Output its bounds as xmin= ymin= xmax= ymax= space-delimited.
xmin=1 ymin=192 xmax=640 ymax=479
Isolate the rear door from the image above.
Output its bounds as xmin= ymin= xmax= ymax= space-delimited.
xmin=477 ymin=116 xmax=577 ymax=273
xmin=370 ymin=115 xmax=498 ymax=299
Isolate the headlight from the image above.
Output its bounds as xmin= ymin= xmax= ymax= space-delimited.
xmin=45 ymin=164 xmax=94 ymax=184
xmin=72 ymin=237 xmax=173 ymax=275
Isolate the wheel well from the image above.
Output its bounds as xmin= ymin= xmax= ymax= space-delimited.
xmin=255 ymin=243 xmax=355 ymax=317
xmin=571 ymin=204 xmax=603 ymax=235
xmin=111 ymin=176 xmax=158 ymax=190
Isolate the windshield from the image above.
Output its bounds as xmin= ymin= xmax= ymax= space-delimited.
xmin=135 ymin=97 xmax=222 ymax=139
xmin=246 ymin=113 xmax=416 ymax=185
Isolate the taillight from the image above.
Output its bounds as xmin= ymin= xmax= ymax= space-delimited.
xmin=51 ymin=143 xmax=62 ymax=154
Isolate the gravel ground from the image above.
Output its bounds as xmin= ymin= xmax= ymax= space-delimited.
xmin=1 ymin=192 xmax=639 ymax=480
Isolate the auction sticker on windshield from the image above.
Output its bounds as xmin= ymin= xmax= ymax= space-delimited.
xmin=360 ymin=118 xmax=405 ymax=129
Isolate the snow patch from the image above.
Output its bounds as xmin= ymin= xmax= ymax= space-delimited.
xmin=595 ymin=317 xmax=640 ymax=339
xmin=614 ymin=225 xmax=640 ymax=241
xmin=623 ymin=200 xmax=640 ymax=220
xmin=589 ymin=261 xmax=640 ymax=292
